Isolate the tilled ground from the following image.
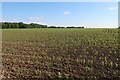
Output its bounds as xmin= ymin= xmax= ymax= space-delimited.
xmin=2 ymin=29 xmax=120 ymax=79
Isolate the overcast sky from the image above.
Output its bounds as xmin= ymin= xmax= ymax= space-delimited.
xmin=2 ymin=2 xmax=118 ymax=28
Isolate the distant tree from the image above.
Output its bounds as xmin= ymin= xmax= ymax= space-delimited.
xmin=0 ymin=22 xmax=2 ymax=29
xmin=1 ymin=22 xmax=84 ymax=29
xmin=42 ymin=25 xmax=47 ymax=28
xmin=13 ymin=23 xmax=19 ymax=28
xmin=48 ymin=26 xmax=57 ymax=28
xmin=19 ymin=22 xmax=25 ymax=28
xmin=2 ymin=22 xmax=10 ymax=29
xmin=81 ymin=26 xmax=84 ymax=28
xmin=66 ymin=26 xmax=74 ymax=28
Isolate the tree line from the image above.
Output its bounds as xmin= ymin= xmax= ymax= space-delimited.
xmin=1 ymin=22 xmax=84 ymax=29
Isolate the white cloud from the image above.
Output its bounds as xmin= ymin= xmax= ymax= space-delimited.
xmin=64 ymin=11 xmax=71 ymax=15
xmin=24 ymin=22 xmax=47 ymax=25
xmin=108 ymin=7 xmax=116 ymax=10
xmin=2 ymin=18 xmax=22 ymax=22
xmin=13 ymin=19 xmax=17 ymax=21
xmin=29 ymin=16 xmax=44 ymax=21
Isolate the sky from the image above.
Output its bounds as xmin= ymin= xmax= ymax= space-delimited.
xmin=2 ymin=2 xmax=118 ymax=28
xmin=1 ymin=0 xmax=120 ymax=2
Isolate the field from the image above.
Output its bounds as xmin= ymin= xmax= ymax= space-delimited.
xmin=2 ymin=28 xmax=120 ymax=79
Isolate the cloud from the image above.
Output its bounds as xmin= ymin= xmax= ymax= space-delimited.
xmin=108 ymin=7 xmax=116 ymax=10
xmin=28 ymin=16 xmax=44 ymax=21
xmin=13 ymin=19 xmax=17 ymax=21
xmin=64 ymin=11 xmax=71 ymax=15
xmin=2 ymin=18 xmax=21 ymax=22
